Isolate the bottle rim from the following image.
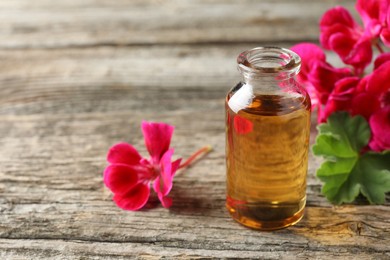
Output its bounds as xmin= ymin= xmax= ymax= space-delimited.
xmin=237 ymin=47 xmax=301 ymax=78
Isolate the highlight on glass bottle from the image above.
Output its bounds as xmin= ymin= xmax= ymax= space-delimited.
xmin=225 ymin=47 xmax=311 ymax=230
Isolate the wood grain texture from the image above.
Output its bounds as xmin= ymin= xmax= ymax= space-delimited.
xmin=1 ymin=112 xmax=389 ymax=259
xmin=0 ymin=0 xmax=355 ymax=48
xmin=0 ymin=44 xmax=347 ymax=116
xmin=1 ymin=0 xmax=389 ymax=259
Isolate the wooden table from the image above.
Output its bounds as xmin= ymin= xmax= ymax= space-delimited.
xmin=1 ymin=0 xmax=389 ymax=259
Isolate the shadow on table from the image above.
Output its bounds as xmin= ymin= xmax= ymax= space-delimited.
xmin=168 ymin=182 xmax=226 ymax=216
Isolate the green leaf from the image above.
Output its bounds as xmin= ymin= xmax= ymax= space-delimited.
xmin=313 ymin=112 xmax=390 ymax=204
xmin=313 ymin=112 xmax=370 ymax=159
xmin=358 ymin=152 xmax=390 ymax=204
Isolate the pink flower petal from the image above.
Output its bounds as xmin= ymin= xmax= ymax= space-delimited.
xmin=103 ymin=164 xmax=139 ymax=195
xmin=381 ymin=28 xmax=390 ymax=47
xmin=319 ymin=6 xmax=372 ymax=72
xmin=321 ymin=77 xmax=360 ymax=122
xmin=290 ymin=43 xmax=326 ymax=62
xmin=351 ymin=60 xmax=390 ymax=119
xmin=308 ymin=61 xmax=352 ymax=104
xmin=291 ymin=43 xmax=326 ymax=84
xmin=142 ymin=121 xmax=174 ymax=164
xmin=342 ymin=38 xmax=373 ymax=73
xmin=358 ymin=0 xmax=390 ymax=46
xmin=325 ymin=29 xmax=372 ymax=72
xmin=369 ymin=107 xmax=390 ymax=152
xmin=366 ymin=58 xmax=390 ymax=97
xmin=356 ymin=0 xmax=381 ymax=23
xmin=103 ymin=164 xmax=138 ymax=194
xmin=325 ymin=27 xmax=356 ymax=57
xmin=171 ymin=158 xmax=182 ymax=177
xmin=152 ymin=177 xmax=163 ymax=196
xmin=159 ymin=196 xmax=173 ymax=208
xmin=290 ymin=43 xmax=330 ymax=106
xmin=107 ymin=142 xmax=142 ymax=165
xmin=155 ymin=149 xmax=174 ymax=197
xmin=374 ymin=53 xmax=390 ymax=70
xmin=153 ymin=176 xmax=174 ymax=209
xmin=113 ymin=183 xmax=150 ymax=211
xmin=152 ymin=149 xmax=181 ymax=208
xmin=356 ymin=0 xmax=383 ymax=37
xmin=381 ymin=1 xmax=390 ymax=24
xmin=153 ymin=176 xmax=173 ymax=208
xmin=351 ymin=92 xmax=381 ymax=120
xmin=320 ymin=6 xmax=358 ymax=30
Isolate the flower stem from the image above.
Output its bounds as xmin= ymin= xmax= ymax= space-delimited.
xmin=179 ymin=145 xmax=212 ymax=169
xmin=375 ymin=42 xmax=384 ymax=53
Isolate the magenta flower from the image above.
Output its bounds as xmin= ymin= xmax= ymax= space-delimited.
xmin=320 ymin=6 xmax=373 ymax=73
xmin=374 ymin=52 xmax=390 ymax=69
xmin=307 ymin=58 xmax=352 ymax=104
xmin=380 ymin=13 xmax=390 ymax=47
xmin=290 ymin=43 xmax=326 ymax=85
xmin=369 ymin=107 xmax=390 ymax=151
xmin=351 ymin=54 xmax=390 ymax=119
xmin=291 ymin=43 xmax=326 ymax=107
xmin=349 ymin=54 xmax=390 ymax=152
xmin=291 ymin=43 xmax=352 ymax=114
xmin=356 ymin=0 xmax=384 ymax=37
xmin=320 ymin=77 xmax=360 ymax=122
xmin=357 ymin=0 xmax=390 ymax=46
xmin=103 ymin=121 xmax=211 ymax=211
xmin=104 ymin=121 xmax=182 ymax=210
xmin=296 ymin=0 xmax=390 ymax=206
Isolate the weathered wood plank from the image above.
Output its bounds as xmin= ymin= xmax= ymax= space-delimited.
xmin=0 ymin=45 xmax=347 ymax=116
xmin=0 ymin=234 xmax=388 ymax=259
xmin=0 ymin=43 xmax=387 ymax=259
xmin=1 ymin=0 xmax=388 ymax=258
xmin=0 ymin=112 xmax=320 ymax=205
xmin=0 ymin=238 xmax=387 ymax=260
xmin=0 ymin=45 xmax=236 ymax=115
xmin=0 ymin=111 xmax=389 ymax=258
xmin=0 ymin=0 xmax=355 ymax=48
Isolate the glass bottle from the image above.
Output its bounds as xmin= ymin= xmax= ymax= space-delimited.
xmin=225 ymin=47 xmax=311 ymax=230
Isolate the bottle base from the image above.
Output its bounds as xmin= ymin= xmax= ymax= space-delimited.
xmin=226 ymin=201 xmax=305 ymax=231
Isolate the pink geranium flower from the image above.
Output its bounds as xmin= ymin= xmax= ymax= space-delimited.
xmin=357 ymin=0 xmax=390 ymax=46
xmin=291 ymin=43 xmax=352 ymax=117
xmin=352 ymin=53 xmax=390 ymax=119
xmin=103 ymin=121 xmax=211 ymax=211
xmin=294 ymin=0 xmax=390 ymax=205
xmin=352 ymin=55 xmax=390 ymax=152
xmin=320 ymin=77 xmax=360 ymax=122
xmin=320 ymin=6 xmax=373 ymax=73
xmin=380 ymin=13 xmax=390 ymax=47
xmin=291 ymin=43 xmax=325 ymax=107
xmin=104 ymin=122 xmax=181 ymax=210
xmin=369 ymin=107 xmax=390 ymax=151
xmin=356 ymin=0 xmax=384 ymax=37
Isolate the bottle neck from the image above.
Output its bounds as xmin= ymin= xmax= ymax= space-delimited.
xmin=237 ymin=47 xmax=301 ymax=95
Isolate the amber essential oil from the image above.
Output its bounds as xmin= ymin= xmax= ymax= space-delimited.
xmin=226 ymin=88 xmax=311 ymax=230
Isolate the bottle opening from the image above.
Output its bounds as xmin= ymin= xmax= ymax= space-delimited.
xmin=237 ymin=47 xmax=301 ymax=77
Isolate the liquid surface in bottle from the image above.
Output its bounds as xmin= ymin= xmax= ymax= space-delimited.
xmin=226 ymin=85 xmax=311 ymax=230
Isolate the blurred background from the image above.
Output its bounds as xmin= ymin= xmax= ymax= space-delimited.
xmin=0 ymin=0 xmax=355 ymax=116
